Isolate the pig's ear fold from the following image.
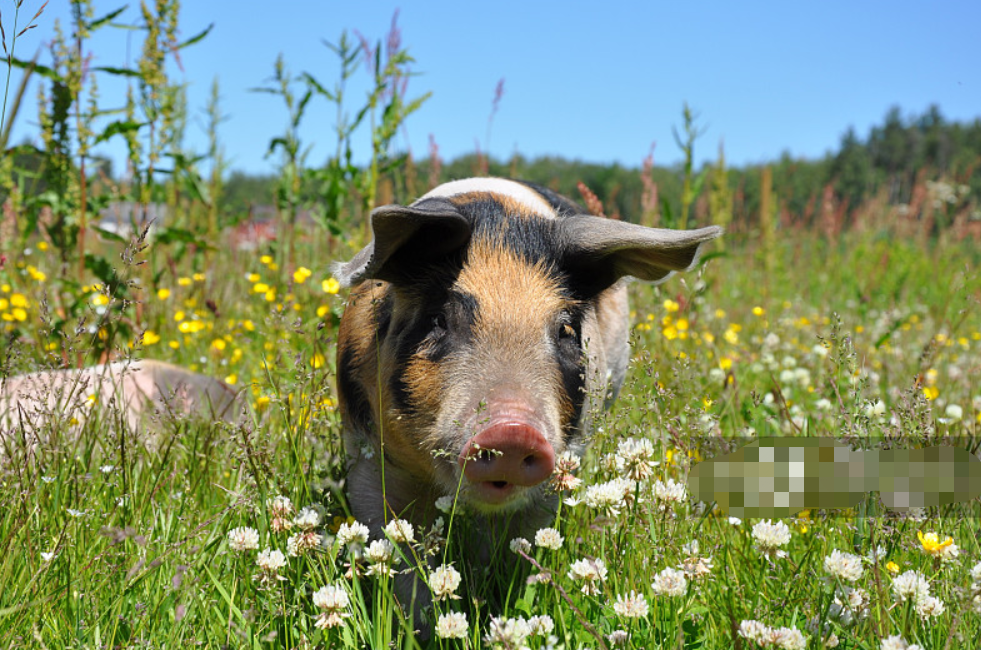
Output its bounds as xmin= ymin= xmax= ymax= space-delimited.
xmin=334 ymin=200 xmax=472 ymax=286
xmin=560 ymin=216 xmax=723 ymax=295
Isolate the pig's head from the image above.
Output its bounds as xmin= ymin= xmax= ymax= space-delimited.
xmin=336 ymin=179 xmax=720 ymax=514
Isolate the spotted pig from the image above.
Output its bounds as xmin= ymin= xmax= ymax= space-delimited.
xmin=335 ymin=178 xmax=721 ymax=542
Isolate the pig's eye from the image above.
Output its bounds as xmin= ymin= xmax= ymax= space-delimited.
xmin=558 ymin=324 xmax=577 ymax=340
xmin=430 ymin=313 xmax=448 ymax=337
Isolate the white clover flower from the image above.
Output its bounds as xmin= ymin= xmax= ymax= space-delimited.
xmin=484 ymin=616 xmax=531 ymax=648
xmin=428 ymin=564 xmax=462 ymax=601
xmin=313 ymin=583 xmax=349 ymax=610
xmin=864 ymin=399 xmax=886 ymax=418
xmin=567 ymin=557 xmax=608 ymax=596
xmin=267 ymin=494 xmax=294 ymax=516
xmin=880 ymin=635 xmax=909 ymax=650
xmin=509 ymin=537 xmax=531 ymax=555
xmin=99 ymin=464 xmax=115 ymax=474
xmin=892 ymin=570 xmax=930 ymax=603
xmin=728 ymin=516 xmax=743 ymax=526
xmin=824 ymin=549 xmax=864 ymax=582
xmin=770 ymin=626 xmax=807 ymax=650
xmin=336 ymin=521 xmax=370 ymax=549
xmin=435 ymin=495 xmax=456 ymax=513
xmin=815 ymin=397 xmax=833 ymax=411
xmin=534 ymin=527 xmax=564 ymax=551
xmin=682 ymin=540 xmax=700 ymax=556
xmin=915 ymin=594 xmax=945 ymax=619
xmin=944 ymin=404 xmax=963 ymax=421
xmin=293 ymin=506 xmax=320 ymax=531
xmin=937 ymin=541 xmax=960 ymax=563
xmin=653 ymin=477 xmax=687 ymax=505
xmin=752 ymin=520 xmax=791 ymax=558
xmin=286 ymin=528 xmax=323 ymax=557
xmin=584 ymin=477 xmax=632 ymax=512
xmin=738 ymin=619 xmax=771 ymax=645
xmin=679 ymin=554 xmax=714 ymax=579
xmin=842 ymin=586 xmax=870 ymax=613
xmin=435 ymin=611 xmax=469 ymax=639
xmin=364 ymin=539 xmax=397 ymax=577
xmin=551 ymin=450 xmax=583 ymax=491
xmin=970 ymin=561 xmax=981 ymax=583
xmin=227 ymin=526 xmax=260 ymax=552
xmin=256 ymin=548 xmax=287 ymax=572
xmin=615 ymin=437 xmax=657 ymax=481
xmin=383 ymin=518 xmax=415 ymax=544
xmin=613 ymin=590 xmax=649 ymax=618
xmin=865 ymin=545 xmax=888 ymax=563
xmin=41 ymin=551 xmax=55 ymax=562
xmin=312 ymin=583 xmax=350 ymax=629
xmin=527 ymin=614 xmax=554 ymax=636
xmin=607 ymin=629 xmax=630 ymax=646
xmin=652 ymin=566 xmax=688 ymax=597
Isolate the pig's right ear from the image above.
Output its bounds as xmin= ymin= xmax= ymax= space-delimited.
xmin=560 ymin=216 xmax=723 ymax=296
xmin=334 ymin=200 xmax=472 ymax=286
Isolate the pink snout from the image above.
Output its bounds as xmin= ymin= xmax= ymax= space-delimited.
xmin=459 ymin=422 xmax=555 ymax=504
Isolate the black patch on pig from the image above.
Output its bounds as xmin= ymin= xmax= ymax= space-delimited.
xmin=516 ymin=180 xmax=588 ymax=217
xmin=554 ymin=306 xmax=588 ymax=439
xmin=388 ymin=287 xmax=477 ymax=416
xmin=337 ymin=344 xmax=374 ymax=438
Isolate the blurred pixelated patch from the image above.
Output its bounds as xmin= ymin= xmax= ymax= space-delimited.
xmin=687 ymin=437 xmax=981 ymax=518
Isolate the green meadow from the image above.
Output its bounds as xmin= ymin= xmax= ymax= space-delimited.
xmin=1 ymin=3 xmax=980 ymax=648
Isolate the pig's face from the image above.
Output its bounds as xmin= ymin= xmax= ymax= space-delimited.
xmin=383 ymin=235 xmax=595 ymax=512
xmin=336 ymin=179 xmax=721 ymax=516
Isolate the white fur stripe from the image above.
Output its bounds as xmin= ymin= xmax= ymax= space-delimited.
xmin=418 ymin=178 xmax=556 ymax=217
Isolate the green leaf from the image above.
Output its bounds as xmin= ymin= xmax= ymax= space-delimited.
xmin=94 ymin=66 xmax=142 ymax=78
xmin=153 ymin=226 xmax=213 ymax=249
xmin=93 ymin=226 xmax=128 ymax=244
xmin=86 ymin=6 xmax=128 ymax=31
xmin=176 ymin=23 xmax=214 ymax=50
xmin=84 ymin=254 xmax=120 ymax=288
xmin=93 ymin=120 xmax=144 ymax=145
xmin=9 ymin=57 xmax=60 ymax=81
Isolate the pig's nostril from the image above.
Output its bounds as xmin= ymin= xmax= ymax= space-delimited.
xmin=491 ymin=480 xmax=508 ymax=489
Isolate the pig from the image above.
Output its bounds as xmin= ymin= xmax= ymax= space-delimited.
xmin=0 ymin=359 xmax=242 ymax=455
xmin=334 ymin=178 xmax=721 ymax=610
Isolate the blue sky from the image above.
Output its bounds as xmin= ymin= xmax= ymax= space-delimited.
xmin=4 ymin=1 xmax=981 ymax=176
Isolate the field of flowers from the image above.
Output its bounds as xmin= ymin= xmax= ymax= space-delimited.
xmin=0 ymin=225 xmax=979 ymax=649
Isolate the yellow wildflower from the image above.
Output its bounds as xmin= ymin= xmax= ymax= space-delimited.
xmin=322 ymin=277 xmax=340 ymax=295
xmin=143 ymin=330 xmax=161 ymax=346
xmin=917 ymin=530 xmax=953 ymax=556
xmin=157 ymin=288 xmax=171 ymax=300
xmin=663 ymin=299 xmax=680 ymax=313
xmin=293 ymin=266 xmax=312 ymax=284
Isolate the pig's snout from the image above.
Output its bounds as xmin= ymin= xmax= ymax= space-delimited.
xmin=459 ymin=422 xmax=555 ymax=503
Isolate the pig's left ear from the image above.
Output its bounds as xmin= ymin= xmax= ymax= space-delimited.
xmin=559 ymin=216 xmax=722 ymax=294
xmin=334 ymin=200 xmax=472 ymax=286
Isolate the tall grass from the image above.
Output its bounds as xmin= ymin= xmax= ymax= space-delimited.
xmin=1 ymin=4 xmax=980 ymax=649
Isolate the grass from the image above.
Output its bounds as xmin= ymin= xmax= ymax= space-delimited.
xmin=1 ymin=227 xmax=979 ymax=649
